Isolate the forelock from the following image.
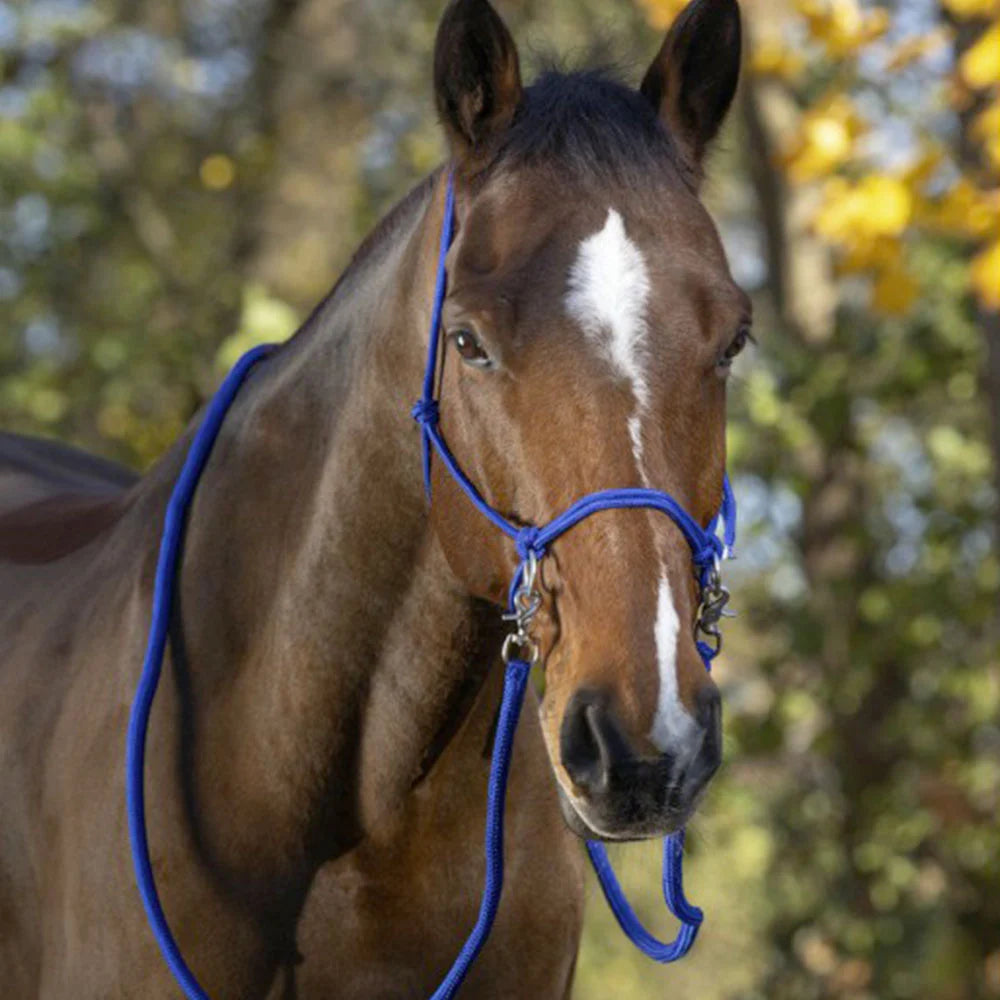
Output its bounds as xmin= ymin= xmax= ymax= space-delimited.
xmin=491 ymin=69 xmax=683 ymax=186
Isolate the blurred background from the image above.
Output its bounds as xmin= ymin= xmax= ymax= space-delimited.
xmin=1 ymin=0 xmax=997 ymax=996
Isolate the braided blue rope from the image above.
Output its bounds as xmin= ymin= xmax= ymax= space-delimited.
xmin=429 ymin=658 xmax=532 ymax=1000
xmin=586 ymin=832 xmax=702 ymax=963
xmin=126 ymin=343 xmax=275 ymax=1000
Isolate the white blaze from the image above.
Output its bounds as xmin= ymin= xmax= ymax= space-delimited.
xmin=565 ymin=211 xmax=695 ymax=755
xmin=564 ymin=208 xmax=651 ymax=425
xmin=651 ymin=575 xmax=697 ymax=752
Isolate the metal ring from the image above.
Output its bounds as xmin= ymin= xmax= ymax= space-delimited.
xmin=502 ymin=632 xmax=539 ymax=666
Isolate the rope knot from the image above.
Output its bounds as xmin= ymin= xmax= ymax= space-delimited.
xmin=411 ymin=398 xmax=439 ymax=427
xmin=693 ymin=537 xmax=723 ymax=573
xmin=514 ymin=526 xmax=543 ymax=562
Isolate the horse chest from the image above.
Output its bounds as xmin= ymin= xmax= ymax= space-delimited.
xmin=291 ymin=663 xmax=584 ymax=999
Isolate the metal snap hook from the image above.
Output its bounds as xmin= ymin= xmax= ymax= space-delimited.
xmin=695 ymin=553 xmax=733 ymax=654
xmin=502 ymin=631 xmax=539 ymax=666
xmin=502 ymin=550 xmax=543 ymax=666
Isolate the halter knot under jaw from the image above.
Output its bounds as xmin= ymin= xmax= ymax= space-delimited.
xmin=693 ymin=540 xmax=725 ymax=581
xmin=514 ymin=526 xmax=544 ymax=563
xmin=411 ymin=398 xmax=440 ymax=427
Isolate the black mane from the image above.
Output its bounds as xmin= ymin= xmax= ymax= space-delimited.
xmin=494 ymin=69 xmax=682 ymax=183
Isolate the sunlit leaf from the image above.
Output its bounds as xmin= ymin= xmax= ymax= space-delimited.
xmin=783 ymin=97 xmax=863 ymax=182
xmin=960 ymin=23 xmax=1000 ymax=90
xmin=972 ymin=94 xmax=1000 ymax=170
xmin=200 ymin=154 xmax=236 ymax=191
xmin=942 ymin=0 xmax=1000 ymax=17
xmin=795 ymin=0 xmax=890 ymax=58
xmin=872 ymin=262 xmax=920 ymax=315
xmin=634 ymin=0 xmax=688 ymax=30
xmin=970 ymin=239 xmax=1000 ymax=309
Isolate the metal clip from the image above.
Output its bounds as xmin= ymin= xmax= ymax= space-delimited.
xmin=502 ymin=631 xmax=539 ymax=666
xmin=695 ymin=556 xmax=732 ymax=655
xmin=502 ymin=551 xmax=542 ymax=665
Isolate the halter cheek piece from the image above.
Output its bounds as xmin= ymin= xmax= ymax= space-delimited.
xmin=126 ymin=172 xmax=737 ymax=1000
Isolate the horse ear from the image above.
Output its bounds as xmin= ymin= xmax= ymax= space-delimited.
xmin=639 ymin=0 xmax=742 ymax=181
xmin=434 ymin=0 xmax=522 ymax=168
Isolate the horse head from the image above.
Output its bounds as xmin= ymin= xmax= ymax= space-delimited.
xmin=425 ymin=0 xmax=749 ymax=842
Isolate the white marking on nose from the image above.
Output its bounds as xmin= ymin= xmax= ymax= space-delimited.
xmin=650 ymin=575 xmax=698 ymax=753
xmin=565 ymin=209 xmax=651 ymax=474
xmin=566 ymin=211 xmax=693 ymax=755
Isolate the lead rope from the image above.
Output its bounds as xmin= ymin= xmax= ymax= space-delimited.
xmin=126 ymin=168 xmax=736 ymax=998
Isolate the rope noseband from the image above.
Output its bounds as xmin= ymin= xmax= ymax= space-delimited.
xmin=126 ymin=171 xmax=737 ymax=998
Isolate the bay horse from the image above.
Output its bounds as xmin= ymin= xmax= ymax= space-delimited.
xmin=0 ymin=0 xmax=746 ymax=995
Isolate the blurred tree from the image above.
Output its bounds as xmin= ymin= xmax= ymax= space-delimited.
xmin=0 ymin=0 xmax=297 ymax=466
xmin=693 ymin=0 xmax=997 ymax=996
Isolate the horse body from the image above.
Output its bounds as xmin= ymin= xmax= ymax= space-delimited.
xmin=0 ymin=175 xmax=581 ymax=998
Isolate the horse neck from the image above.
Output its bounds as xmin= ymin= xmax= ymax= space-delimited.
xmin=159 ymin=172 xmax=497 ymax=885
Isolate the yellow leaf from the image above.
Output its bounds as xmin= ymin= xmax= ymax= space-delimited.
xmin=783 ymin=96 xmax=863 ymax=182
xmin=200 ymin=154 xmax=236 ymax=191
xmin=635 ymin=0 xmax=688 ymax=30
xmin=862 ymin=176 xmax=914 ymax=235
xmin=941 ymin=0 xmax=1000 ymax=19
xmin=973 ymin=95 xmax=1000 ymax=169
xmin=984 ymin=128 xmax=1000 ymax=171
xmin=796 ymin=0 xmax=890 ymax=58
xmin=884 ymin=28 xmax=951 ymax=72
xmin=960 ymin=23 xmax=1000 ymax=90
xmin=751 ymin=38 xmax=807 ymax=81
xmin=903 ymin=148 xmax=945 ymax=189
xmin=873 ymin=263 xmax=920 ymax=315
xmin=919 ymin=179 xmax=999 ymax=239
xmin=971 ymin=240 xmax=1000 ymax=310
xmin=839 ymin=236 xmax=903 ymax=272
xmin=810 ymin=116 xmax=852 ymax=160
xmin=814 ymin=175 xmax=913 ymax=247
xmin=814 ymin=178 xmax=855 ymax=243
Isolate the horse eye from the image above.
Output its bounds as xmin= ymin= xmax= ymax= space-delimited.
xmin=450 ymin=328 xmax=492 ymax=368
xmin=719 ymin=326 xmax=752 ymax=370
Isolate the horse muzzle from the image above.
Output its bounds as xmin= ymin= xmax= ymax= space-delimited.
xmin=556 ymin=686 xmax=722 ymax=841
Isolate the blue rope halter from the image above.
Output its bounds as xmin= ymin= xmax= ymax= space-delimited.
xmin=126 ymin=171 xmax=737 ymax=999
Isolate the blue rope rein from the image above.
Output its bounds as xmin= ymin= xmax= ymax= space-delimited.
xmin=126 ymin=169 xmax=736 ymax=997
xmin=586 ymin=834 xmax=702 ymax=964
xmin=126 ymin=344 xmax=275 ymax=1000
xmin=429 ymin=658 xmax=532 ymax=1000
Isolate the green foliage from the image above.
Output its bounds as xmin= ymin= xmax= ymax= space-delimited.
xmin=0 ymin=0 xmax=270 ymax=467
xmin=707 ymin=221 xmax=997 ymax=1000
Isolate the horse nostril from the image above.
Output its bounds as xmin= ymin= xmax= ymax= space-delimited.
xmin=559 ymin=690 xmax=631 ymax=795
xmin=694 ymin=683 xmax=722 ymax=732
xmin=692 ymin=683 xmax=723 ymax=783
